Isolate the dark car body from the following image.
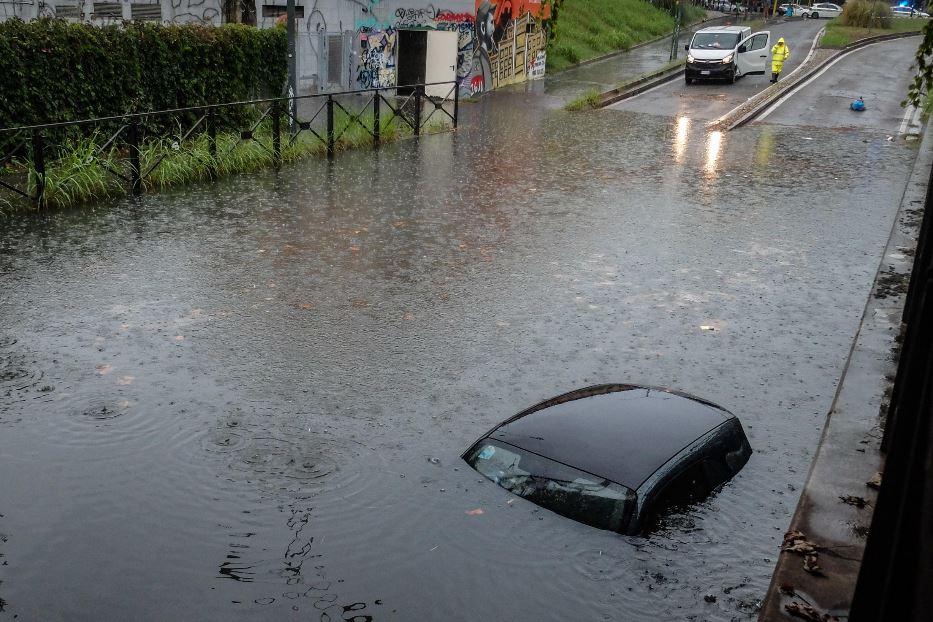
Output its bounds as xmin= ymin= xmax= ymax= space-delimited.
xmin=462 ymin=384 xmax=752 ymax=535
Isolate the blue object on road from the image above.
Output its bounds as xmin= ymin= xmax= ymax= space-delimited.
xmin=851 ymin=97 xmax=866 ymax=111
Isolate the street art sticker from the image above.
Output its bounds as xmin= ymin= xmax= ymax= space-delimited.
xmin=358 ymin=28 xmax=398 ymax=89
xmin=474 ymin=0 xmax=549 ymax=91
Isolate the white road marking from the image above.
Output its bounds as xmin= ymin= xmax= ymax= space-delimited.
xmin=755 ymin=51 xmax=855 ymax=121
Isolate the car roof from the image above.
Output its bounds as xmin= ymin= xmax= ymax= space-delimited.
xmin=486 ymin=384 xmax=734 ymax=491
xmin=696 ymin=26 xmax=749 ymax=34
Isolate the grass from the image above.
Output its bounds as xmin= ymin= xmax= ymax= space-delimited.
xmin=2 ymin=108 xmax=447 ymax=212
xmin=547 ymin=0 xmax=707 ymax=72
xmin=821 ymin=17 xmax=925 ymax=48
xmin=564 ymin=89 xmax=603 ymax=111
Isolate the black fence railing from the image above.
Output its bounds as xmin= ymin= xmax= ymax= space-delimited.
xmin=849 ymin=159 xmax=933 ymax=621
xmin=0 ymin=80 xmax=460 ymax=208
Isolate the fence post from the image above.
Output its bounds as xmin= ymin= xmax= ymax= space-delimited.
xmin=32 ymin=129 xmax=45 ymax=208
xmin=128 ymin=119 xmax=142 ymax=196
xmin=453 ymin=79 xmax=460 ymax=129
xmin=373 ymin=92 xmax=381 ymax=149
xmin=414 ymin=85 xmax=423 ymax=136
xmin=272 ymin=100 xmax=282 ymax=167
xmin=326 ymin=95 xmax=335 ymax=157
xmin=208 ymin=107 xmax=217 ymax=178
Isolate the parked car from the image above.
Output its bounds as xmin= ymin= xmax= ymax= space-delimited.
xmin=891 ymin=5 xmax=930 ymax=17
xmin=684 ymin=25 xmax=772 ymax=84
xmin=778 ymin=3 xmax=808 ymax=14
xmin=802 ymin=2 xmax=843 ymax=17
xmin=462 ymin=384 xmax=753 ymax=535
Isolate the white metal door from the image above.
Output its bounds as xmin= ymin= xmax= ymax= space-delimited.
xmin=425 ymin=31 xmax=458 ymax=99
xmin=736 ymin=31 xmax=770 ymax=76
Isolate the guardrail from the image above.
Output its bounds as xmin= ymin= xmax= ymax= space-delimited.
xmin=0 ymin=80 xmax=460 ymax=207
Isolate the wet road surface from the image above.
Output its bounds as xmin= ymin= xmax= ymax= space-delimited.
xmin=757 ymin=37 xmax=922 ymax=133
xmin=610 ymin=19 xmax=826 ymax=119
xmin=0 ymin=29 xmax=925 ymax=622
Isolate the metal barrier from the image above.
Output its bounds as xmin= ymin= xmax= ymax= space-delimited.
xmin=0 ymin=80 xmax=460 ymax=208
xmin=849 ymin=161 xmax=933 ymax=621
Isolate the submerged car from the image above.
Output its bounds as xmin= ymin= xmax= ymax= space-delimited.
xmin=462 ymin=384 xmax=752 ymax=535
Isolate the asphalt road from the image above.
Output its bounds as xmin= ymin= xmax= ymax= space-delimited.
xmin=756 ymin=37 xmax=922 ymax=133
xmin=610 ymin=18 xmax=826 ymax=119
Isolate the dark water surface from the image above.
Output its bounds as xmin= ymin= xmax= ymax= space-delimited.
xmin=0 ymin=102 xmax=915 ymax=621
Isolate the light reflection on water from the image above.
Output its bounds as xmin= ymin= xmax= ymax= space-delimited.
xmin=0 ymin=107 xmax=918 ymax=621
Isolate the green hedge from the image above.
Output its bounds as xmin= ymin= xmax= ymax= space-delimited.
xmin=0 ymin=19 xmax=286 ymax=130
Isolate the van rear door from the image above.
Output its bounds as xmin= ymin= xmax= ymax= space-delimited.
xmin=735 ymin=31 xmax=770 ymax=76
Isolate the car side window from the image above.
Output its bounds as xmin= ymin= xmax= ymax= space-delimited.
xmin=641 ymin=459 xmax=730 ymax=531
xmin=746 ymin=34 xmax=767 ymax=52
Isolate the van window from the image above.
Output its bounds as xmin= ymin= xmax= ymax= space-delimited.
xmin=745 ymin=33 xmax=768 ymax=52
xmin=691 ymin=32 xmax=741 ymax=50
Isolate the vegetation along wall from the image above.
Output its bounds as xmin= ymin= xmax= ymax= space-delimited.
xmin=0 ymin=18 xmax=286 ymax=128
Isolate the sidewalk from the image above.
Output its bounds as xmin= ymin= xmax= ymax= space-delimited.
xmin=757 ymin=105 xmax=933 ymax=621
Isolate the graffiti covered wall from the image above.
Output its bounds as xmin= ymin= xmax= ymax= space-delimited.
xmin=353 ymin=0 xmax=549 ymax=95
xmin=0 ymin=0 xmax=551 ymax=95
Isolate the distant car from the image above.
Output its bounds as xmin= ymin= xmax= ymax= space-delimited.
xmin=891 ymin=5 xmax=930 ymax=17
xmin=802 ymin=2 xmax=843 ymax=17
xmin=778 ymin=3 xmax=808 ymax=14
xmin=462 ymin=384 xmax=753 ymax=535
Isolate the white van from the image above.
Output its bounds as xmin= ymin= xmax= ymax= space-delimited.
xmin=684 ymin=26 xmax=771 ymax=84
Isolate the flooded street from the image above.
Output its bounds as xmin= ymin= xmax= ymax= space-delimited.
xmin=0 ymin=71 xmax=919 ymax=621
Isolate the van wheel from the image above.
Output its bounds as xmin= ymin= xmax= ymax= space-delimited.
xmin=811 ymin=11 xmax=819 ymax=18
xmin=685 ymin=76 xmax=693 ymax=85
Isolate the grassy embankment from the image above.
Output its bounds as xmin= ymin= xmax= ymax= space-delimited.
xmin=821 ymin=17 xmax=925 ymax=48
xmin=1 ymin=112 xmax=448 ymax=212
xmin=548 ymin=0 xmax=707 ymax=72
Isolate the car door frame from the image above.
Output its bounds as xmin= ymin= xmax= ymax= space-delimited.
xmin=735 ymin=31 xmax=770 ymax=77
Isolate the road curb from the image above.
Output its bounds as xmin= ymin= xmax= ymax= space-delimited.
xmin=595 ymin=63 xmax=687 ymax=108
xmin=757 ymin=103 xmax=933 ymax=622
xmin=720 ymin=30 xmax=923 ymax=130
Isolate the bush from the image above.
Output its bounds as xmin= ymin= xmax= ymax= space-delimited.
xmin=839 ymin=0 xmax=892 ymax=28
xmin=0 ymin=18 xmax=286 ymax=132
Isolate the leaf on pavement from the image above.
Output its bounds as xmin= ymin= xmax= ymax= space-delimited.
xmin=839 ymin=495 xmax=869 ymax=508
xmin=95 ymin=364 xmax=113 ymax=375
xmin=785 ymin=601 xmax=839 ymax=622
xmin=782 ymin=530 xmax=820 ymax=554
xmin=465 ymin=508 xmax=484 ymax=516
xmin=803 ymin=552 xmax=823 ymax=575
xmin=866 ymin=472 xmax=882 ymax=489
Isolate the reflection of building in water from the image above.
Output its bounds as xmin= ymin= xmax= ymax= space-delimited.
xmin=673 ymin=117 xmax=691 ymax=164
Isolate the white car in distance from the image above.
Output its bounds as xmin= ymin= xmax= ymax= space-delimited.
xmin=803 ymin=2 xmax=843 ymax=17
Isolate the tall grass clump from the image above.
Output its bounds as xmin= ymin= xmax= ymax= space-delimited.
xmin=839 ymin=0 xmax=892 ymax=28
xmin=4 ymin=106 xmax=447 ymax=211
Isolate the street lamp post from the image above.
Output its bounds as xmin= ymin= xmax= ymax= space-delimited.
xmin=286 ymin=0 xmax=297 ymax=132
xmin=670 ymin=0 xmax=684 ymax=61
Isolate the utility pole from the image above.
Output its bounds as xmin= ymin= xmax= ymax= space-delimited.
xmin=670 ymin=0 xmax=683 ymax=61
xmin=286 ymin=0 xmax=297 ymax=132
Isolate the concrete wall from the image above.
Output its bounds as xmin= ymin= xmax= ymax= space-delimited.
xmin=0 ymin=0 xmax=551 ymax=95
xmin=0 ymin=0 xmax=222 ymax=24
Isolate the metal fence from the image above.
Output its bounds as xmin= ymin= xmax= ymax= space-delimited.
xmin=0 ymin=80 xmax=460 ymax=207
xmin=849 ymin=161 xmax=933 ymax=621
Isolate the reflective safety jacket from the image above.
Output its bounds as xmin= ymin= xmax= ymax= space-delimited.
xmin=771 ymin=38 xmax=790 ymax=73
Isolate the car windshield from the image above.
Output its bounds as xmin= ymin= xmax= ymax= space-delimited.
xmin=465 ymin=439 xmax=636 ymax=532
xmin=691 ymin=33 xmax=740 ymax=50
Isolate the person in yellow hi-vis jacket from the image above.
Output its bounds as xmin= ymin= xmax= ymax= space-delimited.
xmin=770 ymin=37 xmax=790 ymax=83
